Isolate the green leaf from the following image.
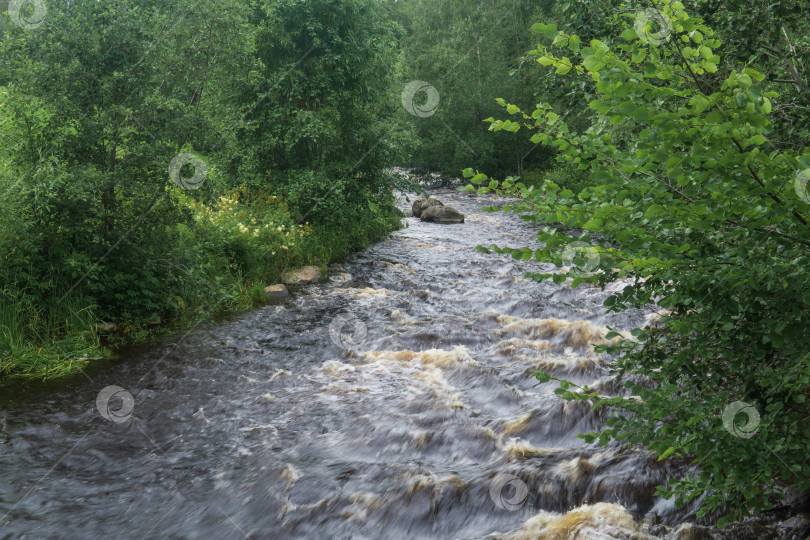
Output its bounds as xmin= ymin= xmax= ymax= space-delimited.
xmin=589 ymin=100 xmax=611 ymax=114
xmin=555 ymin=59 xmax=572 ymax=75
xmin=582 ymin=218 xmax=603 ymax=230
xmin=691 ymin=95 xmax=711 ymax=114
xmin=759 ymin=97 xmax=772 ymax=114
xmin=658 ymin=446 xmax=678 ymax=460
xmin=749 ymin=134 xmax=766 ymax=145
xmin=744 ymin=67 xmax=764 ymax=81
xmin=532 ymin=22 xmax=559 ymax=39
xmin=533 ymin=371 xmax=553 ymax=383
xmin=582 ymin=55 xmax=604 ymax=72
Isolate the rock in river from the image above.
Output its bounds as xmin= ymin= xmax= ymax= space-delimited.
xmin=282 ymin=266 xmax=322 ymax=285
xmin=412 ymin=198 xmax=443 ymax=218
xmin=420 ymin=205 xmax=465 ymax=224
xmin=264 ymin=284 xmax=290 ymax=299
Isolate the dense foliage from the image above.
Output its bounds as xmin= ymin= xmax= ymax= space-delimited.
xmin=465 ymin=0 xmax=809 ymax=525
xmin=395 ymin=0 xmax=559 ymax=178
xmin=231 ymin=0 xmax=404 ymax=223
xmin=0 ymin=0 xmax=402 ymax=378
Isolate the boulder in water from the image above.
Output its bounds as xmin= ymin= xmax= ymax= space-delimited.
xmin=412 ymin=198 xmax=443 ymax=218
xmin=420 ymin=205 xmax=464 ymax=224
xmin=264 ymin=284 xmax=289 ymax=299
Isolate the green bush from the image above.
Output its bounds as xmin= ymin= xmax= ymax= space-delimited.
xmin=0 ymin=182 xmax=401 ymax=379
xmin=0 ymin=0 xmax=404 ymax=381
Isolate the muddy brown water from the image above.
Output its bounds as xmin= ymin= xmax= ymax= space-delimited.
xmin=0 ymin=188 xmax=793 ymax=538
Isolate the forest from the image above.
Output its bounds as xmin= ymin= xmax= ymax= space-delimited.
xmin=1 ymin=0 xmax=809 ymax=534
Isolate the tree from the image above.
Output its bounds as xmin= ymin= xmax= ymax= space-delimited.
xmin=466 ymin=0 xmax=810 ymax=525
xmin=230 ymin=0 xmax=402 ymax=226
xmin=396 ymin=0 xmax=556 ymax=178
xmin=0 ymin=0 xmax=252 ymax=319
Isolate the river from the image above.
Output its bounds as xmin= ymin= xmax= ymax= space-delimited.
xmin=0 ymin=186 xmax=794 ymax=538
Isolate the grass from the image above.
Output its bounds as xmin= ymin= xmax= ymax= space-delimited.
xmin=0 ymin=191 xmax=402 ymax=382
xmin=0 ymin=292 xmax=103 ymax=379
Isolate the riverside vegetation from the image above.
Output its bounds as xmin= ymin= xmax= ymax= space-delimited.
xmin=0 ymin=0 xmax=403 ymax=379
xmin=2 ymin=0 xmax=809 ymax=530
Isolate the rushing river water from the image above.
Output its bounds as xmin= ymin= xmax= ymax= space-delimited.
xmin=0 ymin=187 xmax=799 ymax=539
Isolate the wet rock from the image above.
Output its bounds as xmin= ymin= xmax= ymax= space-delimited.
xmin=412 ymin=198 xmax=443 ymax=218
xmin=96 ymin=322 xmax=118 ymax=334
xmin=264 ymin=284 xmax=289 ymax=299
xmin=648 ymin=524 xmax=671 ymax=537
xmin=787 ymin=488 xmax=810 ymax=513
xmin=420 ymin=205 xmax=465 ymax=224
xmin=191 ymin=407 xmax=209 ymax=426
xmin=779 ymin=515 xmax=810 ymax=538
xmin=201 ymin=357 xmax=225 ymax=368
xmin=282 ymin=266 xmax=322 ymax=285
xmin=642 ymin=510 xmax=661 ymax=526
xmin=666 ymin=523 xmax=718 ymax=539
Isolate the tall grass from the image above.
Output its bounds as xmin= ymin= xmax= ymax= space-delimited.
xmin=0 ymin=189 xmax=402 ymax=381
xmin=0 ymin=285 xmax=101 ymax=379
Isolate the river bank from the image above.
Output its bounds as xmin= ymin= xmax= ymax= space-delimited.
xmin=0 ymin=189 xmax=402 ymax=382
